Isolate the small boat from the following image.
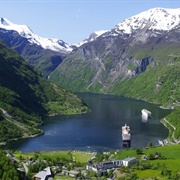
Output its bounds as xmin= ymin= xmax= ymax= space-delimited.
xmin=141 ymin=109 xmax=151 ymax=118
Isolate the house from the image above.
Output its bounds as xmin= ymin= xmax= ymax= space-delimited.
xmin=62 ymin=170 xmax=79 ymax=178
xmin=86 ymin=160 xmax=123 ymax=174
xmin=6 ymin=153 xmax=18 ymax=163
xmin=62 ymin=170 xmax=69 ymax=176
xmin=122 ymin=157 xmax=137 ymax=167
xmin=69 ymin=170 xmax=79 ymax=177
xmin=34 ymin=167 xmax=52 ymax=180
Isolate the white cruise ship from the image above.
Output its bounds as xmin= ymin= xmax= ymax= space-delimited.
xmin=141 ymin=109 xmax=152 ymax=118
xmin=122 ymin=124 xmax=131 ymax=147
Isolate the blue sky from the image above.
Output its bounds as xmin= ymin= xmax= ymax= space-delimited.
xmin=0 ymin=0 xmax=180 ymax=44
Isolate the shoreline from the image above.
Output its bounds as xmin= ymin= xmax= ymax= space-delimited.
xmin=160 ymin=118 xmax=179 ymax=145
xmin=1 ymin=95 xmax=179 ymax=152
xmin=0 ymin=108 xmax=89 ymax=148
xmin=0 ymin=130 xmax=44 ymax=148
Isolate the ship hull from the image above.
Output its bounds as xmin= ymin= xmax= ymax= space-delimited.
xmin=122 ymin=140 xmax=131 ymax=147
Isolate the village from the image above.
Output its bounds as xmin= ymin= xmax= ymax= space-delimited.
xmin=4 ymin=142 xmax=180 ymax=180
xmin=6 ymin=150 xmax=138 ymax=180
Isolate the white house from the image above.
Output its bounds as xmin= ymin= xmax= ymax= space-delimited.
xmin=122 ymin=157 xmax=137 ymax=167
xmin=34 ymin=167 xmax=52 ymax=180
xmin=86 ymin=160 xmax=123 ymax=174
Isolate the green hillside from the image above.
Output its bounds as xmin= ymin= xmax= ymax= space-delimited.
xmin=0 ymin=41 xmax=89 ymax=143
xmin=111 ymin=58 xmax=180 ymax=140
xmin=111 ymin=61 xmax=179 ymax=106
xmin=0 ymin=150 xmax=19 ymax=179
xmin=20 ymin=46 xmax=65 ymax=78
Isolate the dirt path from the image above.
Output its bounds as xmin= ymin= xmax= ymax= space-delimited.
xmin=163 ymin=118 xmax=177 ymax=142
xmin=0 ymin=108 xmax=28 ymax=131
xmin=0 ymin=108 xmax=12 ymax=118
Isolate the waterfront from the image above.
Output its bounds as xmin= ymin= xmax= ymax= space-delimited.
xmin=6 ymin=93 xmax=171 ymax=152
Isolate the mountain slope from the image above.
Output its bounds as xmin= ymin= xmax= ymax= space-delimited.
xmin=49 ymin=8 xmax=180 ymax=97
xmin=111 ymin=58 xmax=180 ymax=108
xmin=0 ymin=40 xmax=89 ymax=143
xmin=0 ymin=18 xmax=74 ymax=78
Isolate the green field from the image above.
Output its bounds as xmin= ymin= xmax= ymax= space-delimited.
xmin=114 ymin=144 xmax=180 ymax=159
xmin=14 ymin=149 xmax=95 ymax=163
xmin=71 ymin=151 xmax=96 ymax=163
xmin=114 ymin=144 xmax=180 ymax=179
xmin=135 ymin=169 xmax=168 ymax=180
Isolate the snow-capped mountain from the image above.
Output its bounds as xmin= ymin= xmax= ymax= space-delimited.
xmin=104 ymin=8 xmax=180 ymax=37
xmin=50 ymin=7 xmax=180 ymax=93
xmin=77 ymin=8 xmax=180 ymax=47
xmin=0 ymin=18 xmax=73 ymax=53
xmin=78 ymin=30 xmax=108 ymax=46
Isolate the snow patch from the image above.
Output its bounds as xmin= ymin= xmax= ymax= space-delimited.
xmin=112 ymin=8 xmax=180 ymax=35
xmin=77 ymin=30 xmax=108 ymax=46
xmin=0 ymin=18 xmax=72 ymax=53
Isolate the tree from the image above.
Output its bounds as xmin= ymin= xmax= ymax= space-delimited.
xmin=0 ymin=150 xmax=19 ymax=180
xmin=33 ymin=151 xmax=39 ymax=160
xmin=136 ymin=148 xmax=143 ymax=155
xmin=147 ymin=141 xmax=153 ymax=147
xmin=172 ymin=171 xmax=180 ymax=180
xmin=2 ymin=172 xmax=7 ymax=180
xmin=148 ymin=153 xmax=154 ymax=160
xmin=161 ymin=168 xmax=172 ymax=178
xmin=107 ymin=169 xmax=113 ymax=178
xmin=95 ymin=153 xmax=104 ymax=162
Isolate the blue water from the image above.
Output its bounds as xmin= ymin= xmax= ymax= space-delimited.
xmin=6 ymin=93 xmax=171 ymax=152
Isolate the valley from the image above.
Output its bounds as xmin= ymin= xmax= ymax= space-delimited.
xmin=0 ymin=6 xmax=180 ymax=180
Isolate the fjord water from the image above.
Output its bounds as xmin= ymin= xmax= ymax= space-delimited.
xmin=8 ymin=93 xmax=171 ymax=152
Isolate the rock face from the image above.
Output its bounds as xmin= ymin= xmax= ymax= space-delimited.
xmin=49 ymin=8 xmax=180 ymax=92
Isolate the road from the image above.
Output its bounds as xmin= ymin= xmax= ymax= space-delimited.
xmin=163 ymin=118 xmax=177 ymax=142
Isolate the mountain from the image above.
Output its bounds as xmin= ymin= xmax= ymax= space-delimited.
xmin=77 ymin=30 xmax=108 ymax=47
xmin=49 ymin=7 xmax=180 ymax=107
xmin=107 ymin=8 xmax=180 ymax=35
xmin=0 ymin=18 xmax=73 ymax=53
xmin=0 ymin=18 xmax=74 ymax=78
xmin=0 ymin=40 xmax=89 ymax=143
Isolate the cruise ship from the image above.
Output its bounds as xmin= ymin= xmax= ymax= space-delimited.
xmin=141 ymin=109 xmax=152 ymax=118
xmin=122 ymin=124 xmax=131 ymax=147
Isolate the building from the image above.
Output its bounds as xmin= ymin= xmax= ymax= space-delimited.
xmin=62 ymin=170 xmax=79 ymax=178
xmin=6 ymin=153 xmax=18 ymax=163
xmin=86 ymin=160 xmax=123 ymax=174
xmin=34 ymin=167 xmax=52 ymax=180
xmin=122 ymin=157 xmax=137 ymax=167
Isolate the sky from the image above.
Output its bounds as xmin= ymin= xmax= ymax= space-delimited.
xmin=0 ymin=0 xmax=180 ymax=44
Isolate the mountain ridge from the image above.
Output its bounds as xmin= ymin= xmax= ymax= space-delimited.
xmin=0 ymin=17 xmax=76 ymax=78
xmin=0 ymin=17 xmax=73 ymax=53
xmin=49 ymin=7 xmax=180 ymax=110
xmin=112 ymin=7 xmax=180 ymax=34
